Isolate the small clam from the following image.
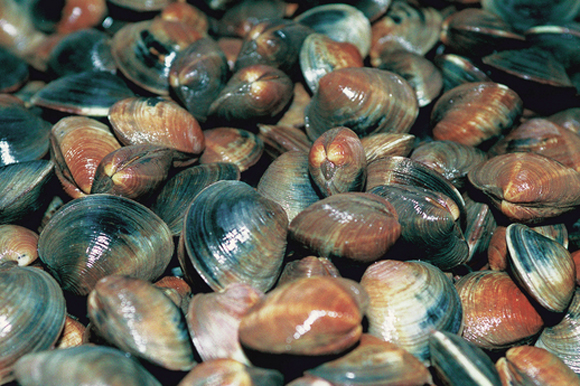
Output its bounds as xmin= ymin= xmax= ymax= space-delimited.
xmin=87 ymin=275 xmax=195 ymax=371
xmin=160 ymin=2 xmax=209 ymax=35
xmin=108 ymin=97 xmax=205 ymax=160
xmin=506 ymin=223 xmax=575 ymax=313
xmin=468 ymin=152 xmax=580 ymax=223
xmin=306 ymin=334 xmax=433 ymax=386
xmin=288 ymin=192 xmax=401 ymax=263
xmin=257 ymin=150 xmax=320 ymax=223
xmin=258 ymin=123 xmax=312 ymax=158
xmin=294 ymin=3 xmax=371 ymax=58
xmin=0 ymin=47 xmax=29 ymax=93
xmin=0 ymin=262 xmax=66 ymax=385
xmin=208 ymin=64 xmax=294 ymax=121
xmin=0 ymin=224 xmax=38 ymax=266
xmin=28 ymin=0 xmax=106 ymax=34
xmin=13 ymin=346 xmax=161 ymax=386
xmin=308 ymin=127 xmax=367 ymax=197
xmin=304 ymin=67 xmax=419 ymax=141
xmin=361 ymin=260 xmax=463 ymax=363
xmin=360 ymin=133 xmax=416 ymax=163
xmin=179 ymin=180 xmax=288 ymax=293
xmin=54 ymin=315 xmax=86 ymax=349
xmin=496 ymin=345 xmax=580 ymax=386
xmin=186 ymin=283 xmax=263 ymax=365
xmin=430 ymin=82 xmax=523 ymax=147
xmin=198 ymin=127 xmax=263 ymax=173
xmin=547 ymin=107 xmax=580 ymax=134
xmin=433 ymin=53 xmax=492 ymax=93
xmin=238 ymin=276 xmax=368 ymax=355
xmin=217 ymin=0 xmax=296 ymax=38
xmin=38 ymin=194 xmax=174 ymax=295
xmin=277 ymin=256 xmax=340 ymax=287
xmin=177 ymin=358 xmax=284 ymax=386
xmin=456 ymin=271 xmax=543 ymax=350
xmin=154 ymin=275 xmax=192 ymax=313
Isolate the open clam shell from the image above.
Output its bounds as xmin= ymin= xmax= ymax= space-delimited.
xmin=179 ymin=180 xmax=288 ymax=293
xmin=0 ymin=262 xmax=66 ymax=385
xmin=506 ymin=223 xmax=575 ymax=313
xmin=38 ymin=194 xmax=174 ymax=296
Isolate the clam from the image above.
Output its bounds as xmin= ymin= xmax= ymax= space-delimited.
xmin=360 ymin=259 xmax=463 ymax=363
xmin=0 ymin=160 xmax=55 ymax=225
xmin=27 ymin=0 xmax=106 ymax=34
xmin=299 ymin=33 xmax=364 ymax=94
xmin=0 ymin=224 xmax=38 ymax=266
xmin=186 ymin=283 xmax=263 ymax=365
xmin=306 ymin=334 xmax=433 ymax=386
xmin=177 ymin=358 xmax=284 ymax=386
xmin=238 ymin=276 xmax=368 ymax=355
xmin=0 ymin=94 xmax=51 ymax=166
xmin=54 ymin=315 xmax=86 ymax=349
xmin=368 ymin=184 xmax=469 ymax=270
xmin=257 ymin=123 xmax=312 ymax=159
xmin=308 ymin=127 xmax=367 ymax=197
xmin=547 ymin=107 xmax=580 ymax=134
xmin=294 ymin=3 xmax=371 ymax=58
xmin=288 ymin=192 xmax=401 ymax=264
xmin=198 ymin=127 xmax=263 ymax=173
xmin=276 ymin=82 xmax=311 ymax=129
xmin=496 ymin=345 xmax=580 ymax=386
xmin=304 ymin=67 xmax=419 ymax=141
xmin=234 ymin=19 xmax=313 ymax=74
xmin=151 ymin=162 xmax=241 ymax=236
xmin=217 ymin=0 xmax=296 ymax=38
xmin=257 ymin=150 xmax=320 ymax=223
xmin=535 ymin=288 xmax=580 ymax=374
xmin=169 ymin=36 xmax=229 ymax=123
xmin=38 ymin=194 xmax=174 ymax=296
xmin=50 ymin=116 xmax=122 ymax=199
xmin=0 ymin=262 xmax=66 ymax=385
xmin=13 ymin=345 xmax=161 ymax=386
xmin=370 ymin=0 xmax=443 ymax=64
xmin=0 ymin=47 xmax=29 ymax=93
xmin=463 ymin=195 xmax=497 ymax=267
xmin=154 ymin=275 xmax=192 ymax=313
xmin=433 ymin=53 xmax=492 ymax=93
xmin=506 ymin=223 xmax=576 ymax=313
xmin=87 ymin=275 xmax=196 ymax=371
xmin=30 ymin=70 xmax=135 ymax=117
xmin=277 ymin=256 xmax=341 ymax=287
xmin=360 ymin=133 xmax=416 ymax=163
xmin=456 ymin=271 xmax=543 ymax=350
xmin=208 ymin=64 xmax=294 ymax=121
xmin=525 ymin=23 xmax=580 ymax=71
xmin=430 ymin=82 xmax=523 ymax=147
xmin=160 ymin=2 xmax=209 ymax=36
xmin=429 ymin=330 xmax=502 ymax=386
xmin=468 ymin=152 xmax=580 ymax=223
xmin=111 ymin=18 xmax=203 ymax=95
xmin=108 ymin=97 xmax=205 ymax=160
xmin=178 ymin=180 xmax=288 ymax=293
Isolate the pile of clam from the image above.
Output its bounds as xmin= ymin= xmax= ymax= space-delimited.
xmin=2 ymin=0 xmax=580 ymax=385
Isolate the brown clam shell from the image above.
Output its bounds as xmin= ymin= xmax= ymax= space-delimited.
xmin=288 ymin=192 xmax=401 ymax=263
xmin=456 ymin=270 xmax=543 ymax=350
xmin=468 ymin=152 xmax=580 ymax=223
xmin=54 ymin=315 xmax=86 ymax=349
xmin=258 ymin=123 xmax=312 ymax=159
xmin=360 ymin=133 xmax=416 ymax=163
xmin=0 ymin=224 xmax=38 ymax=266
xmin=277 ymin=256 xmax=340 ymax=287
xmin=304 ymin=67 xmax=419 ymax=141
xmin=177 ymin=358 xmax=284 ymax=386
xmin=198 ymin=127 xmax=263 ymax=173
xmin=160 ymin=2 xmax=209 ymax=35
xmin=108 ymin=97 xmax=205 ymax=158
xmin=238 ymin=276 xmax=368 ymax=355
xmin=308 ymin=127 xmax=367 ymax=197
xmin=50 ymin=116 xmax=121 ymax=198
xmin=431 ymin=82 xmax=523 ymax=147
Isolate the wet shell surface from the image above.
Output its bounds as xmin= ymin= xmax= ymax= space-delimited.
xmin=0 ymin=262 xmax=66 ymax=385
xmin=179 ymin=180 xmax=288 ymax=293
xmin=87 ymin=275 xmax=195 ymax=371
xmin=277 ymin=256 xmax=340 ymax=287
xmin=0 ymin=224 xmax=38 ymax=266
xmin=304 ymin=67 xmax=419 ymax=141
xmin=288 ymin=192 xmax=401 ymax=263
xmin=177 ymin=358 xmax=284 ymax=386
xmin=238 ymin=276 xmax=368 ymax=355
xmin=38 ymin=194 xmax=174 ymax=296
xmin=198 ymin=127 xmax=263 ymax=173
xmin=360 ymin=259 xmax=463 ymax=363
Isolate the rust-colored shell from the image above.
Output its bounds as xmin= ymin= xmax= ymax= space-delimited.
xmin=455 ymin=271 xmax=544 ymax=350
xmin=277 ymin=256 xmax=340 ymax=287
xmin=198 ymin=127 xmax=263 ymax=173
xmin=0 ymin=224 xmax=38 ymax=266
xmin=238 ymin=276 xmax=368 ymax=355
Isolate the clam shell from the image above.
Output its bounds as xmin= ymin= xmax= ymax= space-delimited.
xmin=360 ymin=133 xmax=416 ymax=163
xmin=177 ymin=358 xmax=284 ymax=386
xmin=277 ymin=256 xmax=340 ymax=287
xmin=198 ymin=127 xmax=263 ymax=173
xmin=258 ymin=123 xmax=312 ymax=159
xmin=506 ymin=223 xmax=575 ymax=313
xmin=238 ymin=276 xmax=368 ymax=355
xmin=38 ymin=194 xmax=174 ymax=295
xmin=108 ymin=97 xmax=205 ymax=157
xmin=54 ymin=315 xmax=86 ymax=349
xmin=288 ymin=192 xmax=401 ymax=263
xmin=257 ymin=150 xmax=320 ymax=223
xmin=87 ymin=275 xmax=195 ymax=371
xmin=360 ymin=260 xmax=463 ymax=363
xmin=433 ymin=53 xmax=492 ymax=93
xmin=13 ymin=345 xmax=161 ymax=386
xmin=304 ymin=67 xmax=419 ymax=141
xmin=0 ymin=224 xmax=38 ymax=266
xmin=548 ymin=107 xmax=580 ymax=134
xmin=456 ymin=271 xmax=543 ymax=350
xmin=179 ymin=180 xmax=288 ymax=292
xmin=0 ymin=47 xmax=29 ymax=93
xmin=294 ymin=3 xmax=371 ymax=58
xmin=468 ymin=152 xmax=580 ymax=223
xmin=0 ymin=262 xmax=66 ymax=385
